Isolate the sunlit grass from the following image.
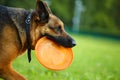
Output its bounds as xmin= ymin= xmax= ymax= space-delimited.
xmin=12 ymin=34 xmax=120 ymax=80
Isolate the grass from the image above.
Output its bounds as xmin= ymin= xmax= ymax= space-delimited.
xmin=11 ymin=34 xmax=120 ymax=80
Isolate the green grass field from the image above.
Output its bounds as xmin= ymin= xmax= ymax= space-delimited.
xmin=12 ymin=34 xmax=120 ymax=80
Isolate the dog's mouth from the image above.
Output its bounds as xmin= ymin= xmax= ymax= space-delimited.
xmin=45 ymin=34 xmax=76 ymax=48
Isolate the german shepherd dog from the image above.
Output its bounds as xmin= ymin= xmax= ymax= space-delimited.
xmin=0 ymin=0 xmax=76 ymax=80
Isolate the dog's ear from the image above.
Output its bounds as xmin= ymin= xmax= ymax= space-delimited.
xmin=36 ymin=0 xmax=50 ymax=23
xmin=43 ymin=1 xmax=52 ymax=14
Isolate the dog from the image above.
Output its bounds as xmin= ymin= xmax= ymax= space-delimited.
xmin=0 ymin=0 xmax=76 ymax=80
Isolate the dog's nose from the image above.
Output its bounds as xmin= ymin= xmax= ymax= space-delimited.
xmin=72 ymin=40 xmax=76 ymax=47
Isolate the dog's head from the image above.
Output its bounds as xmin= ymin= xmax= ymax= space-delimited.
xmin=31 ymin=0 xmax=76 ymax=49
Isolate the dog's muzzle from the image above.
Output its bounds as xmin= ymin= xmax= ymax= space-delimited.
xmin=46 ymin=34 xmax=76 ymax=48
xmin=64 ymin=36 xmax=76 ymax=47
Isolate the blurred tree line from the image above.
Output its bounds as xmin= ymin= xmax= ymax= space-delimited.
xmin=0 ymin=0 xmax=35 ymax=9
xmin=80 ymin=0 xmax=120 ymax=36
xmin=0 ymin=0 xmax=74 ymax=27
xmin=0 ymin=0 xmax=120 ymax=36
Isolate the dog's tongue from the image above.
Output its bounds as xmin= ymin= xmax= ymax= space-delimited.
xmin=35 ymin=37 xmax=73 ymax=70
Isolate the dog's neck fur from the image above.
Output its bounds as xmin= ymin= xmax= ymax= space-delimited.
xmin=6 ymin=7 xmax=32 ymax=52
xmin=7 ymin=7 xmax=30 ymax=33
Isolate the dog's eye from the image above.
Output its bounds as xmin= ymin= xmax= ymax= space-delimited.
xmin=58 ymin=26 xmax=61 ymax=30
xmin=56 ymin=26 xmax=62 ymax=32
xmin=48 ymin=25 xmax=62 ymax=33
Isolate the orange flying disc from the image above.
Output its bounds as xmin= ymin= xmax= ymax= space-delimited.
xmin=35 ymin=37 xmax=73 ymax=70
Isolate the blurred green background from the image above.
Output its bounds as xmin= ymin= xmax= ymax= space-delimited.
xmin=0 ymin=0 xmax=120 ymax=80
xmin=1 ymin=0 xmax=120 ymax=36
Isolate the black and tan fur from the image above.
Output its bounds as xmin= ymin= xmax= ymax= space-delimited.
xmin=0 ymin=0 xmax=76 ymax=80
